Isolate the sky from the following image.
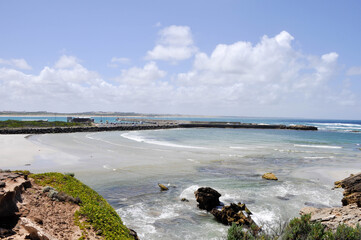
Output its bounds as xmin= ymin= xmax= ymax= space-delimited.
xmin=0 ymin=1 xmax=361 ymax=119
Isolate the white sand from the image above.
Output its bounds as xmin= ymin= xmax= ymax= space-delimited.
xmin=0 ymin=134 xmax=55 ymax=168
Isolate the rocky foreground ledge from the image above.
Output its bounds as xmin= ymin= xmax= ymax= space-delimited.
xmin=0 ymin=171 xmax=138 ymax=240
xmin=300 ymin=172 xmax=361 ymax=230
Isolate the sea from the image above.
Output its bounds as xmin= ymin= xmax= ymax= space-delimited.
xmin=3 ymin=116 xmax=361 ymax=239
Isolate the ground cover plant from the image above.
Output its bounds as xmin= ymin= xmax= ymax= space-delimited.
xmin=227 ymin=214 xmax=361 ymax=240
xmin=31 ymin=172 xmax=134 ymax=240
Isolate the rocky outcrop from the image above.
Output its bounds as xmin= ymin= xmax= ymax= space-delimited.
xmin=300 ymin=173 xmax=361 ymax=230
xmin=336 ymin=173 xmax=361 ymax=206
xmin=262 ymin=172 xmax=278 ymax=180
xmin=300 ymin=203 xmax=361 ymax=230
xmin=0 ymin=171 xmax=105 ymax=239
xmin=194 ymin=187 xmax=221 ymax=211
xmin=0 ymin=171 xmax=31 ymax=218
xmin=210 ymin=202 xmax=258 ymax=228
xmin=194 ymin=187 xmax=259 ymax=230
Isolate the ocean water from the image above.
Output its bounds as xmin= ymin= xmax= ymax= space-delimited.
xmin=13 ymin=118 xmax=361 ymax=239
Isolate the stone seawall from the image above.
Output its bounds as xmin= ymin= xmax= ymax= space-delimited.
xmin=178 ymin=123 xmax=318 ymax=131
xmin=0 ymin=125 xmax=178 ymax=134
xmin=0 ymin=122 xmax=317 ymax=135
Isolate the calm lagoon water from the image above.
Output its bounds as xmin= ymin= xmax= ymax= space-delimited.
xmin=16 ymin=118 xmax=361 ymax=239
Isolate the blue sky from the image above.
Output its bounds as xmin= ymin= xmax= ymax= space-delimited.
xmin=1 ymin=0 xmax=360 ymax=119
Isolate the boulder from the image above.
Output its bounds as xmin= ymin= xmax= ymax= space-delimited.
xmin=336 ymin=173 xmax=361 ymax=206
xmin=158 ymin=183 xmax=169 ymax=191
xmin=210 ymin=202 xmax=259 ymax=230
xmin=262 ymin=173 xmax=278 ymax=180
xmin=194 ymin=187 xmax=221 ymax=211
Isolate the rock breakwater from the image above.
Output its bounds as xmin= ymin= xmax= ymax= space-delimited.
xmin=0 ymin=120 xmax=317 ymax=135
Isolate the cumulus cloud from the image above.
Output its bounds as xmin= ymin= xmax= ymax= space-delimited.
xmin=0 ymin=58 xmax=32 ymax=70
xmin=146 ymin=25 xmax=197 ymax=62
xmin=0 ymin=56 xmax=172 ymax=112
xmin=108 ymin=57 xmax=130 ymax=68
xmin=177 ymin=31 xmax=345 ymax=107
xmin=0 ymin=30 xmax=358 ymax=118
xmin=114 ymin=62 xmax=166 ymax=85
xmin=346 ymin=66 xmax=361 ymax=76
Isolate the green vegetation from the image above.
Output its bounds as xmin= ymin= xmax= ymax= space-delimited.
xmin=31 ymin=172 xmax=134 ymax=240
xmin=0 ymin=120 xmax=91 ymax=128
xmin=227 ymin=214 xmax=361 ymax=240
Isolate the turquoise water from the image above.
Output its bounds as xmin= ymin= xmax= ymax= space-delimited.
xmin=2 ymin=116 xmax=358 ymax=239
xmin=19 ymin=117 xmax=361 ymax=240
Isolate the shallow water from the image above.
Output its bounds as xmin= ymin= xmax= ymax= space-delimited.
xmin=20 ymin=120 xmax=361 ymax=240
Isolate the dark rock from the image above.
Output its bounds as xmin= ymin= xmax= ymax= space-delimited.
xmin=48 ymin=191 xmax=82 ymax=205
xmin=194 ymin=187 xmax=221 ymax=211
xmin=0 ymin=182 xmax=5 ymax=188
xmin=210 ymin=202 xmax=259 ymax=230
xmin=0 ymin=227 xmax=16 ymax=237
xmin=336 ymin=173 xmax=361 ymax=206
xmin=129 ymin=228 xmax=140 ymax=240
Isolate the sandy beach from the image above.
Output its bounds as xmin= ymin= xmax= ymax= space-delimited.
xmin=0 ymin=135 xmax=46 ymax=168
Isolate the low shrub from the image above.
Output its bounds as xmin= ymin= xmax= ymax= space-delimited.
xmin=227 ymin=214 xmax=361 ymax=240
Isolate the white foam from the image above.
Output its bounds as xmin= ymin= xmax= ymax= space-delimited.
xmin=85 ymin=132 xmax=147 ymax=150
xmin=229 ymin=146 xmax=248 ymax=149
xmin=121 ymin=132 xmax=206 ymax=149
xmin=294 ymin=144 xmax=342 ymax=149
xmin=103 ymin=165 xmax=116 ymax=171
xmin=304 ymin=156 xmax=335 ymax=159
xmin=179 ymin=185 xmax=199 ymax=200
xmin=186 ymin=158 xmax=200 ymax=163
xmin=252 ymin=209 xmax=277 ymax=225
xmin=313 ymin=123 xmax=361 ymax=127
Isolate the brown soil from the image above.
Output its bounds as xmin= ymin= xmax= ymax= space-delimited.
xmin=2 ymin=177 xmax=101 ymax=240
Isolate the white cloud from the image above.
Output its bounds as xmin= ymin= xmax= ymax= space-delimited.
xmin=114 ymin=62 xmax=166 ymax=85
xmin=346 ymin=66 xmax=361 ymax=76
xmin=54 ymin=55 xmax=81 ymax=69
xmin=0 ymin=58 xmax=32 ymax=70
xmin=0 ymin=31 xmax=358 ymax=118
xmin=146 ymin=25 xmax=197 ymax=62
xmin=176 ymin=31 xmax=351 ymax=110
xmin=108 ymin=57 xmax=130 ymax=68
